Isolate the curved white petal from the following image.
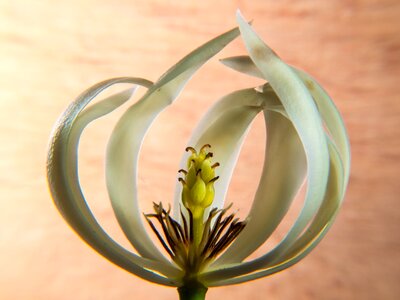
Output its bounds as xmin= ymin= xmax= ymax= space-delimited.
xmin=47 ymin=77 xmax=181 ymax=286
xmin=294 ymin=70 xmax=350 ymax=186
xmin=220 ymin=12 xmax=330 ymax=264
xmin=214 ymin=108 xmax=307 ymax=265
xmin=264 ymin=139 xmax=344 ymax=266
xmin=199 ymin=16 xmax=350 ymax=283
xmin=105 ymin=27 xmax=240 ymax=261
xmin=203 ymin=137 xmax=344 ymax=286
xmin=221 ymin=55 xmax=350 ymax=185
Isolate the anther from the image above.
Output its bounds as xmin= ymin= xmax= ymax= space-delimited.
xmin=178 ymin=169 xmax=188 ymax=175
xmin=178 ymin=178 xmax=186 ymax=185
xmin=196 ymin=169 xmax=202 ymax=176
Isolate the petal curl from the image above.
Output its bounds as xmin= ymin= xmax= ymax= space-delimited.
xmin=198 ymin=14 xmax=349 ymax=283
xmin=106 ymin=27 xmax=240 ymax=260
xmin=222 ymin=13 xmax=330 ymax=262
xmin=47 ymin=77 xmax=181 ymax=286
xmin=220 ymin=55 xmax=350 ymax=183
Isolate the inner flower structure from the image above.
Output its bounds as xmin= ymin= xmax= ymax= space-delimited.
xmin=145 ymin=145 xmax=246 ymax=278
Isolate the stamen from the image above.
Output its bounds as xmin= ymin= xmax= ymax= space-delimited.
xmin=178 ymin=178 xmax=186 ymax=185
xmin=209 ymin=213 xmax=234 ymax=250
xmin=209 ymin=221 xmax=246 ymax=258
xmin=180 ymin=209 xmax=189 ymax=243
xmin=216 ymin=217 xmax=243 ymax=261
xmin=165 ymin=214 xmax=181 ymax=245
xmin=144 ymin=201 xmax=246 ymax=275
xmin=153 ymin=204 xmax=177 ymax=252
xmin=199 ymin=208 xmax=219 ymax=253
xmin=178 ymin=169 xmax=188 ymax=175
xmin=166 ymin=203 xmax=172 ymax=214
xmin=144 ymin=214 xmax=174 ymax=258
xmin=196 ymin=169 xmax=202 ymax=176
xmin=188 ymin=209 xmax=194 ymax=244
xmin=171 ymin=218 xmax=187 ymax=244
xmin=206 ymin=208 xmax=227 ymax=245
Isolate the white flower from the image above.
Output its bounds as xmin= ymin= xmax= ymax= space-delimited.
xmin=47 ymin=11 xmax=350 ymax=295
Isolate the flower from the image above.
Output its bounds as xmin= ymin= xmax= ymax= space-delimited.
xmin=47 ymin=11 xmax=350 ymax=299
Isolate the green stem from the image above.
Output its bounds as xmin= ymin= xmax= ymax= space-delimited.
xmin=178 ymin=281 xmax=208 ymax=300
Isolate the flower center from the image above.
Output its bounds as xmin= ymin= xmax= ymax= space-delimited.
xmin=144 ymin=145 xmax=247 ymax=278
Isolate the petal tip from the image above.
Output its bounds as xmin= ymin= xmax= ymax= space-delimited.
xmin=236 ymin=9 xmax=247 ymax=26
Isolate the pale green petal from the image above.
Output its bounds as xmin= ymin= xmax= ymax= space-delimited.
xmin=234 ymin=12 xmax=329 ymax=262
xmin=220 ymin=55 xmax=350 ymax=185
xmin=73 ymin=87 xmax=138 ymax=128
xmin=201 ymin=47 xmax=350 ymax=282
xmin=203 ymin=138 xmax=344 ymax=286
xmin=152 ymin=27 xmax=240 ymax=91
xmin=47 ymin=77 xmax=181 ymax=286
xmin=294 ymin=69 xmax=350 ymax=186
xmin=214 ymin=109 xmax=307 ymax=265
xmin=266 ymin=139 xmax=344 ymax=265
xmin=105 ymin=27 xmax=240 ymax=261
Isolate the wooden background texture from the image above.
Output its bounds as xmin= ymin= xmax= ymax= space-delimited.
xmin=1 ymin=0 xmax=399 ymax=299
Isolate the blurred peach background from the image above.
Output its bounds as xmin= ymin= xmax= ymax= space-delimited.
xmin=1 ymin=0 xmax=399 ymax=299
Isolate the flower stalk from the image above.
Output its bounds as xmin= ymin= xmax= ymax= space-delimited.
xmin=178 ymin=281 xmax=208 ymax=300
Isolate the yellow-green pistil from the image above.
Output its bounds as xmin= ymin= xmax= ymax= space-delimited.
xmin=145 ymin=145 xmax=246 ymax=279
xmin=179 ymin=144 xmax=219 ymax=246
